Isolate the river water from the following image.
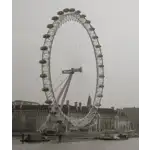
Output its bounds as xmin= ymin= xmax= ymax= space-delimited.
xmin=12 ymin=138 xmax=139 ymax=150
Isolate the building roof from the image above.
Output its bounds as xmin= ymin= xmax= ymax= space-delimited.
xmin=13 ymin=100 xmax=40 ymax=105
xmin=12 ymin=104 xmax=127 ymax=116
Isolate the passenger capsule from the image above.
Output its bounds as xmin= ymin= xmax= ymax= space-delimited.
xmin=40 ymin=74 xmax=47 ymax=78
xmin=99 ymin=74 xmax=105 ymax=78
xmin=57 ymin=11 xmax=64 ymax=15
xmin=92 ymin=36 xmax=98 ymax=39
xmin=99 ymin=85 xmax=104 ymax=88
xmin=52 ymin=16 xmax=59 ymax=21
xmin=89 ymin=27 xmax=95 ymax=31
xmin=47 ymin=24 xmax=54 ymax=29
xmin=75 ymin=10 xmax=81 ymax=14
xmin=97 ymin=54 xmax=103 ymax=57
xmin=42 ymin=87 xmax=49 ymax=92
xmin=43 ymin=34 xmax=50 ymax=39
xmin=95 ymin=45 xmax=101 ymax=48
xmin=63 ymin=8 xmax=69 ymax=13
xmin=40 ymin=46 xmax=48 ymax=51
xmin=97 ymin=94 xmax=103 ymax=97
xmin=85 ymin=20 xmax=91 ymax=24
xmin=99 ymin=64 xmax=104 ymax=68
xmin=80 ymin=14 xmax=86 ymax=18
xmin=39 ymin=59 xmax=46 ymax=64
xmin=69 ymin=8 xmax=75 ymax=12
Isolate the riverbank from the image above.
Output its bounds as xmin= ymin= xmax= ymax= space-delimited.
xmin=12 ymin=138 xmax=139 ymax=150
xmin=12 ymin=131 xmax=139 ymax=144
xmin=12 ymin=131 xmax=101 ymax=141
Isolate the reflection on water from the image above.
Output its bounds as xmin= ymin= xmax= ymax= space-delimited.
xmin=12 ymin=138 xmax=139 ymax=150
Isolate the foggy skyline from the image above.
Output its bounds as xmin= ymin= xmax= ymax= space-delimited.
xmin=12 ymin=0 xmax=139 ymax=108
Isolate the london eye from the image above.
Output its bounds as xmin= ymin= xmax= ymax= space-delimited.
xmin=39 ymin=8 xmax=104 ymax=131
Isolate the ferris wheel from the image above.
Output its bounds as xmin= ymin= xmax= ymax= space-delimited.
xmin=39 ymin=8 xmax=104 ymax=129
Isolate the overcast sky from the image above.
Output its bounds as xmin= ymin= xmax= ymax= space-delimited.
xmin=12 ymin=0 xmax=139 ymax=108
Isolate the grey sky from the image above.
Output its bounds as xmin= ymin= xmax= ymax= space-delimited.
xmin=12 ymin=0 xmax=139 ymax=108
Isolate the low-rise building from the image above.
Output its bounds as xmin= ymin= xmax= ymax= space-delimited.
xmin=12 ymin=104 xmax=130 ymax=133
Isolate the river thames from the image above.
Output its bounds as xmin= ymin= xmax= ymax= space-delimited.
xmin=12 ymin=138 xmax=139 ymax=150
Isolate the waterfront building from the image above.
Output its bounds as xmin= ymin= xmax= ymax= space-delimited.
xmin=122 ymin=107 xmax=139 ymax=133
xmin=12 ymin=106 xmax=130 ymax=133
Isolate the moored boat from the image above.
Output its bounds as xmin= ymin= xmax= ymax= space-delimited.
xmin=100 ymin=132 xmax=120 ymax=140
xmin=118 ymin=133 xmax=129 ymax=140
xmin=20 ymin=133 xmax=50 ymax=143
xmin=125 ymin=130 xmax=138 ymax=138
